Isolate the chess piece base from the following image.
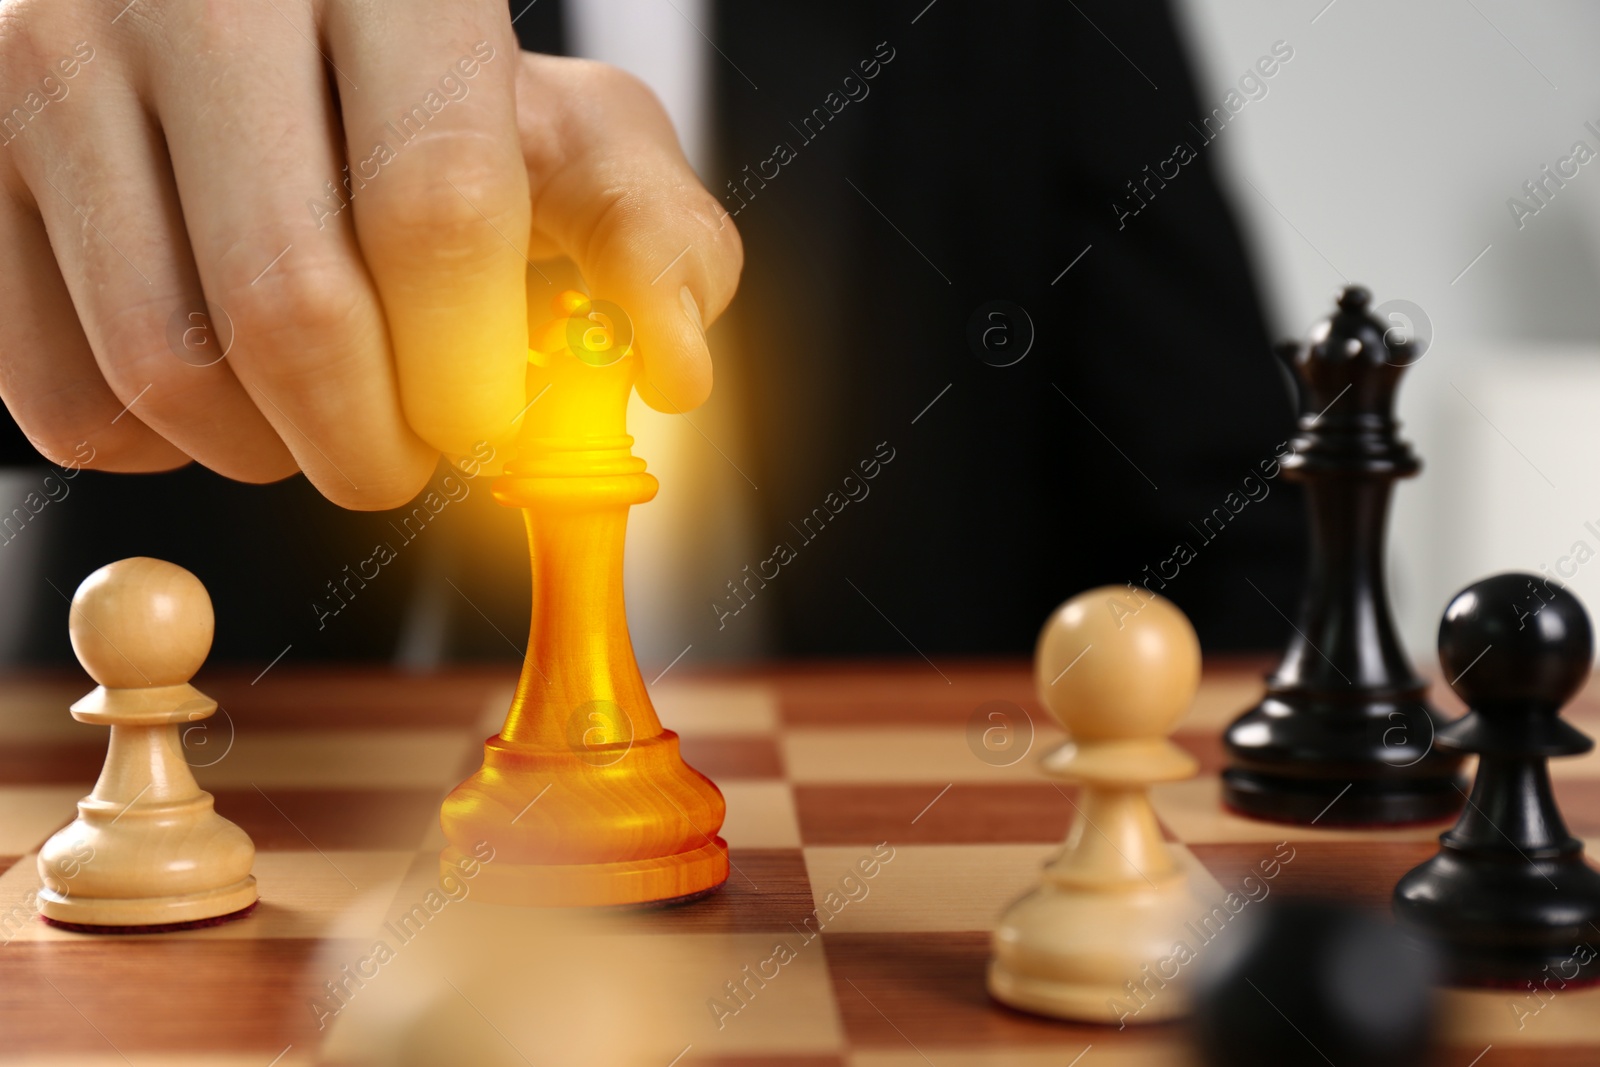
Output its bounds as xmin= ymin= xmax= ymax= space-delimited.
xmin=40 ymin=901 xmax=258 ymax=934
xmin=1224 ymin=694 xmax=1464 ymax=826
xmin=441 ymin=839 xmax=728 ymax=908
xmin=989 ymin=961 xmax=1182 ymax=1024
xmin=988 ymin=877 xmax=1203 ymax=1025
xmin=441 ymin=729 xmax=728 ymax=907
xmin=1395 ymin=845 xmax=1600 ymax=987
xmin=36 ymin=785 xmax=259 ymax=929
xmin=35 ymin=876 xmax=258 ymax=928
xmin=1222 ymin=767 xmax=1462 ymax=825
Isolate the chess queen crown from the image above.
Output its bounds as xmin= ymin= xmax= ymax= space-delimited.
xmin=1276 ymin=284 xmax=1420 ymax=477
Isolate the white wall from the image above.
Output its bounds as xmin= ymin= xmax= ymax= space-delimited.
xmin=1175 ymin=0 xmax=1600 ymax=659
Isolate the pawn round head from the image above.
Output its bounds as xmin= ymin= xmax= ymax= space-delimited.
xmin=1034 ymin=586 xmax=1200 ymax=741
xmin=1439 ymin=572 xmax=1592 ymax=711
xmin=69 ymin=558 xmax=214 ymax=689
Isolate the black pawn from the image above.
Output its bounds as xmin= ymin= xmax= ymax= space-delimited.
xmin=1394 ymin=572 xmax=1600 ymax=986
xmin=1224 ymin=285 xmax=1464 ymax=825
xmin=1191 ymin=899 xmax=1438 ymax=1067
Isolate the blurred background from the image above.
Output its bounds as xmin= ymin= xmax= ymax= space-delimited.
xmin=3 ymin=0 xmax=1599 ymax=674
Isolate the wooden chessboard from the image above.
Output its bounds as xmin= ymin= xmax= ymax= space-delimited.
xmin=0 ymin=660 xmax=1596 ymax=1065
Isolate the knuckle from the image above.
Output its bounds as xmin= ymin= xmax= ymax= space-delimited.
xmin=95 ymin=307 xmax=181 ymax=399
xmin=364 ymin=143 xmax=527 ymax=255
xmin=10 ymin=388 xmax=135 ymax=472
xmin=0 ymin=5 xmax=47 ymax=73
xmin=586 ymin=187 xmax=742 ymax=297
xmin=575 ymin=59 xmax=660 ymax=113
xmin=220 ymin=260 xmax=364 ymax=373
xmin=686 ymin=188 xmax=744 ymax=278
xmin=407 ymin=420 xmax=475 ymax=460
xmin=90 ymin=299 xmax=237 ymax=429
xmin=585 ymin=187 xmax=665 ymax=268
xmin=400 ymin=398 xmax=489 ymax=459
xmin=0 ymin=5 xmax=93 ymax=105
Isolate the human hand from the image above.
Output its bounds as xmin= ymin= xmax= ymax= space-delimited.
xmin=0 ymin=2 xmax=740 ymax=508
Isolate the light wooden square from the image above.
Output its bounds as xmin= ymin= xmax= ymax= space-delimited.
xmin=720 ymin=780 xmax=800 ymax=848
xmin=784 ymin=727 xmax=1066 ymax=785
xmin=0 ymin=786 xmax=83 ymax=854
xmin=801 ymin=843 xmax=1226 ymax=935
xmin=1441 ymin=983 xmax=1600 ymax=1045
xmin=1551 ymin=745 xmax=1600 ymax=780
xmin=652 ymin=681 xmax=780 ymax=736
xmin=1183 ymin=673 xmax=1266 ymax=732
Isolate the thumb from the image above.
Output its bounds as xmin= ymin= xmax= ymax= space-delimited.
xmin=518 ymin=57 xmax=742 ymax=412
xmin=574 ymin=197 xmax=739 ymax=414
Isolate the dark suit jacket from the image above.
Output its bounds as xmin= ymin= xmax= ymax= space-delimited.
xmin=516 ymin=1 xmax=1303 ymax=654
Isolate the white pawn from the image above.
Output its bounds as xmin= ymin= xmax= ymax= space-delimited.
xmin=37 ymin=558 xmax=257 ymax=929
xmin=989 ymin=586 xmax=1206 ymax=1024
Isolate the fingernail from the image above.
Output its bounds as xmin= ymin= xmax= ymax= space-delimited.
xmin=680 ymin=286 xmax=705 ymax=340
